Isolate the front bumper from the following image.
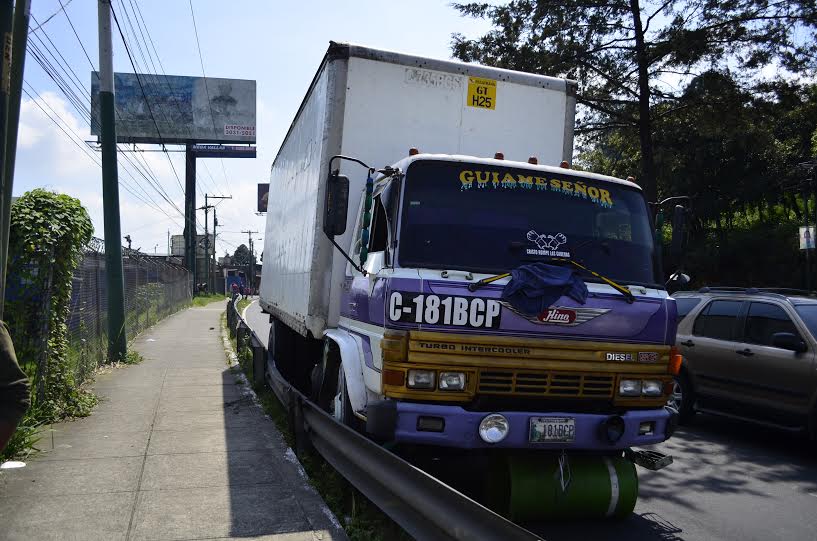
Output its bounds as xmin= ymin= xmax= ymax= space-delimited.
xmin=369 ymin=401 xmax=675 ymax=450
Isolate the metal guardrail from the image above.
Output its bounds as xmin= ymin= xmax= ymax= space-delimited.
xmin=226 ymin=299 xmax=542 ymax=541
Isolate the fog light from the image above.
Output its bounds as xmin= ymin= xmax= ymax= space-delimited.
xmin=417 ymin=416 xmax=445 ymax=432
xmin=439 ymin=372 xmax=466 ymax=391
xmin=478 ymin=413 xmax=509 ymax=443
xmin=641 ymin=380 xmax=662 ymax=397
xmin=599 ymin=415 xmax=626 ymax=443
xmin=407 ymin=370 xmax=435 ymax=389
xmin=638 ymin=421 xmax=655 ymax=436
xmin=619 ymin=379 xmax=642 ymax=396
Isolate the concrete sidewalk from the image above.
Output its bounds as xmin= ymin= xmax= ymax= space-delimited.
xmin=0 ymin=301 xmax=345 ymax=541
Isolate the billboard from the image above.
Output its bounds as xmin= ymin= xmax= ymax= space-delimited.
xmin=257 ymin=183 xmax=269 ymax=213
xmin=171 ymin=234 xmax=214 ymax=257
xmin=91 ymin=72 xmax=256 ymax=144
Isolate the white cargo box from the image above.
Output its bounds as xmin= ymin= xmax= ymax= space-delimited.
xmin=260 ymin=42 xmax=577 ymax=337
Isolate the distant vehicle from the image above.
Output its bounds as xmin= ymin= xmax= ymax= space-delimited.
xmin=259 ymin=42 xmax=686 ymax=519
xmin=672 ymin=287 xmax=817 ymax=436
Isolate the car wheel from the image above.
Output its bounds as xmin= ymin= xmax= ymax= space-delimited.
xmin=668 ymin=372 xmax=695 ymax=424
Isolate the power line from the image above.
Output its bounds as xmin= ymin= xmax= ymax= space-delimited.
xmin=27 ymin=12 xmax=188 ymax=222
xmin=188 ymin=0 xmax=233 ymax=197
xmin=109 ymin=4 xmax=185 ymax=196
xmin=21 ymin=84 xmax=182 ymax=229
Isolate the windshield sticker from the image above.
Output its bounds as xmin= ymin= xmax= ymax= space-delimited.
xmin=526 ymin=230 xmax=570 ymax=257
xmin=458 ymin=170 xmax=614 ymax=208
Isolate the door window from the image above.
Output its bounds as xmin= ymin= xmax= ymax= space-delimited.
xmin=692 ymin=300 xmax=742 ymax=341
xmin=675 ymin=297 xmax=702 ymax=322
xmin=744 ymin=302 xmax=801 ymax=347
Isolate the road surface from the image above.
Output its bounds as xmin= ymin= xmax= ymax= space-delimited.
xmin=243 ymin=300 xmax=817 ymax=541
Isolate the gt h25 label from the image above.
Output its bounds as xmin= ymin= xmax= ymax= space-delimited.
xmin=388 ymin=292 xmax=502 ymax=329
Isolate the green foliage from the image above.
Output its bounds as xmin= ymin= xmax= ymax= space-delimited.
xmin=191 ymin=293 xmax=226 ymax=307
xmin=232 ymin=244 xmax=252 ymax=266
xmin=0 ymin=408 xmax=44 ymax=461
xmin=6 ymin=189 xmax=94 ymax=421
xmin=451 ymin=0 xmax=817 ymax=199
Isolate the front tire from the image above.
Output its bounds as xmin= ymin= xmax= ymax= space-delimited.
xmin=332 ymin=366 xmax=360 ymax=430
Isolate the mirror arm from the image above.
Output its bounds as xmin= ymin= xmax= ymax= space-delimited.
xmin=326 ymin=233 xmax=367 ymax=276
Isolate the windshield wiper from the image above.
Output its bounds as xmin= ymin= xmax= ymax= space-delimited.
xmin=552 ymin=257 xmax=635 ymax=303
xmin=468 ymin=258 xmax=636 ymax=303
xmin=467 ymin=272 xmax=510 ymax=292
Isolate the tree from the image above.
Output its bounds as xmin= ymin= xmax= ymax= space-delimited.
xmin=232 ymin=244 xmax=252 ymax=266
xmin=451 ymin=0 xmax=817 ymax=202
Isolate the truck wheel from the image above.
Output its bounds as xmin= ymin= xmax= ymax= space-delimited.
xmin=332 ymin=365 xmax=361 ymax=431
xmin=669 ymin=372 xmax=695 ymax=424
xmin=269 ymin=318 xmax=295 ymax=383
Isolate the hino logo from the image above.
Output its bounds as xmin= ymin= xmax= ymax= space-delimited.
xmin=538 ymin=308 xmax=577 ymax=325
xmin=502 ymin=303 xmax=611 ymax=326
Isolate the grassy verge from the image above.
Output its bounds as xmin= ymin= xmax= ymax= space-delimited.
xmin=222 ymin=313 xmax=410 ymax=541
xmin=235 ymin=297 xmax=251 ymax=315
xmin=192 ymin=293 xmax=227 ymax=307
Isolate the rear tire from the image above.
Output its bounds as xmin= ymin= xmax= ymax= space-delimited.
xmin=669 ymin=371 xmax=695 ymax=424
xmin=268 ymin=318 xmax=295 ymax=383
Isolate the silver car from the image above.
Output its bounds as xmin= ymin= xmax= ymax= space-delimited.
xmin=671 ymin=288 xmax=817 ymax=437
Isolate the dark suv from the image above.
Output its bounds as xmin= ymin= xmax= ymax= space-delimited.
xmin=671 ymin=288 xmax=817 ymax=436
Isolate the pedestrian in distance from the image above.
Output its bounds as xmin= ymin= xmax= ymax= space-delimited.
xmin=231 ymin=281 xmax=239 ymax=302
xmin=239 ymin=283 xmax=245 ymax=300
xmin=0 ymin=321 xmax=30 ymax=452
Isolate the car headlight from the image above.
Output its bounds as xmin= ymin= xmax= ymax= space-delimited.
xmin=619 ymin=379 xmax=642 ymax=396
xmin=407 ymin=369 xmax=435 ymax=389
xmin=641 ymin=380 xmax=663 ymax=397
xmin=439 ymin=372 xmax=466 ymax=391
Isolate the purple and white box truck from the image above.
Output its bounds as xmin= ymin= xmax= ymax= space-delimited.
xmin=260 ymin=42 xmax=680 ymax=519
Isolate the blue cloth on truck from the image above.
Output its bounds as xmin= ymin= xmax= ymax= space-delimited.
xmin=501 ymin=262 xmax=588 ymax=316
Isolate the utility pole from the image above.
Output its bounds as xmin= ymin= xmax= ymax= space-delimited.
xmin=0 ymin=0 xmax=29 ymax=318
xmin=205 ymin=194 xmax=231 ymax=293
xmin=184 ymin=144 xmax=196 ymax=291
xmin=198 ymin=198 xmax=214 ymax=294
xmin=97 ymin=0 xmax=126 ymax=361
xmin=212 ymin=208 xmax=219 ymax=292
xmin=242 ymin=230 xmax=257 ymax=292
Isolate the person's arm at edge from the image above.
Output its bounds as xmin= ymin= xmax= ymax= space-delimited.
xmin=0 ymin=321 xmax=30 ymax=452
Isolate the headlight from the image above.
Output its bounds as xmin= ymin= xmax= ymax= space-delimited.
xmin=619 ymin=379 xmax=642 ymax=396
xmin=439 ymin=372 xmax=466 ymax=391
xmin=478 ymin=413 xmax=509 ymax=443
xmin=641 ymin=380 xmax=663 ymax=397
xmin=407 ymin=369 xmax=435 ymax=389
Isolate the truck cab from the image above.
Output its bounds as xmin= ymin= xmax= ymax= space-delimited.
xmin=320 ymin=152 xmax=680 ymax=451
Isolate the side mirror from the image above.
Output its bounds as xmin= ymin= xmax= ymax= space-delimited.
xmin=666 ymin=271 xmax=690 ymax=294
xmin=670 ymin=204 xmax=686 ymax=259
xmin=771 ymin=332 xmax=807 ymax=353
xmin=323 ymin=172 xmax=349 ymax=237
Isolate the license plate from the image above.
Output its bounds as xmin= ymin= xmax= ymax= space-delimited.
xmin=529 ymin=417 xmax=576 ymax=443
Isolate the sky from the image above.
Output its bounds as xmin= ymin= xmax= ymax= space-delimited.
xmin=14 ymin=0 xmax=493 ymax=258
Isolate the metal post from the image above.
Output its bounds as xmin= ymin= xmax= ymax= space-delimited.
xmin=212 ymin=206 xmax=218 ymax=293
xmin=184 ymin=144 xmax=196 ymax=290
xmin=805 ymin=189 xmax=812 ymax=293
xmin=204 ymin=193 xmax=209 ymax=293
xmin=0 ymin=0 xmax=29 ymax=318
xmin=97 ymin=0 xmax=126 ymax=361
xmin=205 ymin=194 xmax=230 ymax=294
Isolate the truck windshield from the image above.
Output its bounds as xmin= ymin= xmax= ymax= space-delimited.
xmin=398 ymin=160 xmax=659 ymax=287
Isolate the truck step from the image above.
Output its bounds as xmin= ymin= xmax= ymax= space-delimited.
xmin=625 ymin=448 xmax=673 ymax=471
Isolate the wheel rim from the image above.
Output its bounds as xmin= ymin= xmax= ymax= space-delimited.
xmin=667 ymin=380 xmax=683 ymax=411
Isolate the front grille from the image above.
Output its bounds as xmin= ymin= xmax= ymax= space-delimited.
xmin=477 ymin=369 xmax=615 ymax=398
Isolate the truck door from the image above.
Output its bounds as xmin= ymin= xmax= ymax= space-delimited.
xmin=733 ymin=301 xmax=815 ymax=418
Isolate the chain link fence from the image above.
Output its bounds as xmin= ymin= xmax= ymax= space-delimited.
xmin=66 ymin=238 xmax=192 ymax=385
